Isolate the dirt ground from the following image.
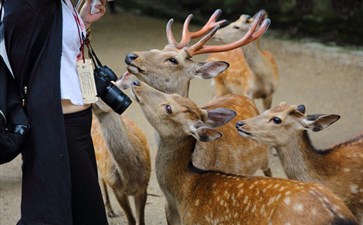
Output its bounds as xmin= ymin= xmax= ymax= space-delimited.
xmin=1 ymin=9 xmax=362 ymax=225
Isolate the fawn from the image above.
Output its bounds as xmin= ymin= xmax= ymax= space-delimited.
xmin=121 ymin=9 xmax=272 ymax=176
xmin=92 ymin=95 xmax=151 ymax=225
xmin=130 ymin=80 xmax=358 ymax=225
xmin=208 ymin=10 xmax=278 ymax=110
xmin=236 ymin=102 xmax=363 ymax=223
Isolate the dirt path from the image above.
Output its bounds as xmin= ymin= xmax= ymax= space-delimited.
xmin=1 ymin=10 xmax=362 ymax=225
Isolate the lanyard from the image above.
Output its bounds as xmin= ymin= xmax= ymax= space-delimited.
xmin=64 ymin=0 xmax=86 ymax=59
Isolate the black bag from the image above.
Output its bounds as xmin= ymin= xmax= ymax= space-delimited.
xmin=0 ymin=0 xmax=29 ymax=164
xmin=0 ymin=57 xmax=29 ymax=164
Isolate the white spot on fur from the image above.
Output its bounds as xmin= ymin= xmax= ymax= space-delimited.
xmin=311 ymin=208 xmax=317 ymax=216
xmin=351 ymin=184 xmax=359 ymax=193
xmin=243 ymin=196 xmax=249 ymax=204
xmin=251 ymin=204 xmax=257 ymax=213
xmin=294 ymin=203 xmax=304 ymax=213
xmin=343 ymin=168 xmax=350 ymax=172
xmin=284 ymin=197 xmax=291 ymax=205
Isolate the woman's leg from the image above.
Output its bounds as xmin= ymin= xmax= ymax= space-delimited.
xmin=64 ymin=107 xmax=108 ymax=225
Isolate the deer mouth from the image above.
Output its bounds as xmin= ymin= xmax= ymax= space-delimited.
xmin=126 ymin=64 xmax=143 ymax=75
xmin=236 ymin=127 xmax=252 ymax=137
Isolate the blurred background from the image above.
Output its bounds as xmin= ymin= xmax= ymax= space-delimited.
xmin=115 ymin=0 xmax=363 ymax=47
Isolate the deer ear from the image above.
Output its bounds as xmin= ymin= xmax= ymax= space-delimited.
xmin=301 ymin=114 xmax=340 ymax=132
xmin=204 ymin=108 xmax=236 ymax=127
xmin=194 ymin=61 xmax=229 ymax=79
xmin=193 ymin=126 xmax=223 ymax=142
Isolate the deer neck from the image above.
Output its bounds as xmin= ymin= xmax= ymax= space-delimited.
xmin=94 ymin=111 xmax=140 ymax=182
xmin=241 ymin=40 xmax=270 ymax=77
xmin=156 ymin=135 xmax=196 ymax=202
xmin=275 ymin=131 xmax=328 ymax=183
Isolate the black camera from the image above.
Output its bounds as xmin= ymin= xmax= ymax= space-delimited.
xmin=94 ymin=66 xmax=132 ymax=114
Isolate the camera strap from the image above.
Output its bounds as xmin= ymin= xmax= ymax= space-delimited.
xmin=84 ymin=39 xmax=103 ymax=69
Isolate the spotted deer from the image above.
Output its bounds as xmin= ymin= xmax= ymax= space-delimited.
xmin=130 ymin=80 xmax=358 ymax=225
xmin=208 ymin=10 xmax=278 ymax=110
xmin=121 ymin=9 xmax=272 ymax=176
xmin=91 ymin=94 xmax=151 ymax=225
xmin=235 ymin=102 xmax=363 ymax=223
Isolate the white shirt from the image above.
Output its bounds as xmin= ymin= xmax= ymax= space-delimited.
xmin=60 ymin=0 xmax=86 ymax=105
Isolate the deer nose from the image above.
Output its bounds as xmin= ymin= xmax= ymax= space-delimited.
xmin=236 ymin=121 xmax=245 ymax=128
xmin=125 ymin=53 xmax=138 ymax=64
xmin=132 ymin=80 xmax=141 ymax=86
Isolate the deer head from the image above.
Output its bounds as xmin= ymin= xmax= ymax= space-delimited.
xmin=122 ymin=9 xmax=270 ymax=97
xmin=213 ymin=9 xmax=269 ymax=44
xmin=130 ymin=80 xmax=236 ymax=141
xmin=235 ymin=102 xmax=341 ymax=146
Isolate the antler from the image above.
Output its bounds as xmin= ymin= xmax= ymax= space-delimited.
xmin=185 ymin=9 xmax=271 ymax=57
xmin=166 ymin=9 xmax=227 ymax=49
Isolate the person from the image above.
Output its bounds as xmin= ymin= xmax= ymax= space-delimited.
xmin=3 ymin=0 xmax=109 ymax=224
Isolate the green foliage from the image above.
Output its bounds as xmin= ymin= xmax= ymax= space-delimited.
xmin=116 ymin=0 xmax=363 ymax=47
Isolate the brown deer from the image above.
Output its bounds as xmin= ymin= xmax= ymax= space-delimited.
xmin=91 ymin=95 xmax=151 ymax=225
xmin=235 ymin=102 xmax=363 ymax=223
xmin=130 ymin=80 xmax=358 ymax=225
xmin=121 ymin=9 xmax=272 ymax=176
xmin=208 ymin=10 xmax=278 ymax=110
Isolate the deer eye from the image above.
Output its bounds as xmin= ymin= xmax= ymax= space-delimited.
xmin=271 ymin=117 xmax=282 ymax=124
xmin=167 ymin=57 xmax=179 ymax=65
xmin=165 ymin=105 xmax=173 ymax=114
xmin=233 ymin=26 xmax=240 ymax=30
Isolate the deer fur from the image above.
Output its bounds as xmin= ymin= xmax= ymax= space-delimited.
xmin=121 ymin=10 xmax=271 ymax=176
xmin=131 ymin=80 xmax=358 ymax=225
xmin=208 ymin=12 xmax=278 ymax=110
xmin=92 ymin=98 xmax=151 ymax=225
xmin=236 ymin=102 xmax=363 ymax=224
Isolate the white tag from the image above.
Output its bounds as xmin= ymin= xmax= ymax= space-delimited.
xmin=77 ymin=59 xmax=98 ymax=104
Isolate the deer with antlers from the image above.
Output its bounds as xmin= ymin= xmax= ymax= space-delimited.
xmin=130 ymin=80 xmax=359 ymax=225
xmin=91 ymin=96 xmax=151 ymax=225
xmin=236 ymin=102 xmax=363 ymax=223
xmin=121 ymin=9 xmax=272 ymax=176
xmin=208 ymin=10 xmax=278 ymax=110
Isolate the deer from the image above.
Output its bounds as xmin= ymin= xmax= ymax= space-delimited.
xmin=208 ymin=10 xmax=278 ymax=110
xmin=121 ymin=9 xmax=272 ymax=177
xmin=235 ymin=102 xmax=363 ymax=224
xmin=91 ymin=93 xmax=151 ymax=225
xmin=130 ymin=80 xmax=359 ymax=225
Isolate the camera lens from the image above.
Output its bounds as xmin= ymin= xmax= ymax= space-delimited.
xmin=102 ymin=85 xmax=132 ymax=114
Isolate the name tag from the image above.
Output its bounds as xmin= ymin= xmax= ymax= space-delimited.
xmin=77 ymin=59 xmax=98 ymax=104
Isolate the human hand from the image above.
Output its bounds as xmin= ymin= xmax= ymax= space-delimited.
xmin=80 ymin=0 xmax=107 ymax=28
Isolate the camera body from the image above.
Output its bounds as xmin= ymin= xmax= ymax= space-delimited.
xmin=94 ymin=66 xmax=132 ymax=114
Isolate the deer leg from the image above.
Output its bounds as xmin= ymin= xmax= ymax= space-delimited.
xmin=165 ymin=202 xmax=181 ymax=225
xmin=101 ymin=179 xmax=118 ymax=218
xmin=262 ymin=94 xmax=273 ymax=110
xmin=133 ymin=189 xmax=147 ymax=225
xmin=112 ymin=188 xmax=136 ymax=225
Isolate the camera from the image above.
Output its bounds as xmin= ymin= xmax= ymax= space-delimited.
xmin=94 ymin=66 xmax=132 ymax=114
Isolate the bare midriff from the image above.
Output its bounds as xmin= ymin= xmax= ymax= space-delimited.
xmin=61 ymin=99 xmax=91 ymax=114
